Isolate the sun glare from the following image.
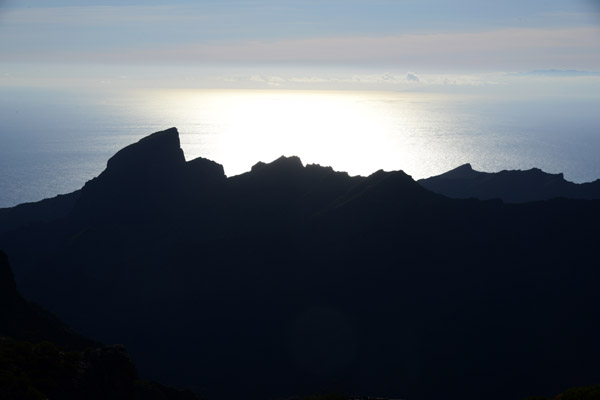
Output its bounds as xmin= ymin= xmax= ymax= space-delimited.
xmin=129 ymin=88 xmax=586 ymax=182
xmin=149 ymin=89 xmax=423 ymax=177
xmin=217 ymin=91 xmax=397 ymax=175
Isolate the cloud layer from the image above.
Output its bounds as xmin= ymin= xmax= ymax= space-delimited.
xmin=1 ymin=2 xmax=599 ymax=72
xmin=2 ymin=23 xmax=599 ymax=72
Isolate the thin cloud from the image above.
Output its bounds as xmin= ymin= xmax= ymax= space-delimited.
xmin=0 ymin=5 xmax=209 ymax=25
xmin=9 ymin=26 xmax=595 ymax=71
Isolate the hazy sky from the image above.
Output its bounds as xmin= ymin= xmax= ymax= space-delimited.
xmin=1 ymin=1 xmax=600 ymax=205
xmin=1 ymin=0 xmax=600 ymax=90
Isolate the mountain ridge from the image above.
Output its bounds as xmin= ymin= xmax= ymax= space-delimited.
xmin=418 ymin=163 xmax=600 ymax=202
xmin=1 ymin=127 xmax=599 ymax=400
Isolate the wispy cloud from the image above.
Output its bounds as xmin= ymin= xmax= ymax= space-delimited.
xmin=21 ymin=26 xmax=594 ymax=71
xmin=0 ymin=6 xmax=208 ymax=25
xmin=2 ymin=3 xmax=599 ymax=73
xmin=2 ymin=2 xmax=599 ymax=89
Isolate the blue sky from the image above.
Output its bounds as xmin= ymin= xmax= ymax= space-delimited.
xmin=1 ymin=0 xmax=599 ymax=90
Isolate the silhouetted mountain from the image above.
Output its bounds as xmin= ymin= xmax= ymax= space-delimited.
xmin=418 ymin=163 xmax=600 ymax=202
xmin=74 ymin=127 xmax=225 ymax=219
xmin=1 ymin=128 xmax=599 ymax=400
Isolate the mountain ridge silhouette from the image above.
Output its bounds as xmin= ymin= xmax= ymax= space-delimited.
xmin=419 ymin=163 xmax=600 ymax=202
xmin=1 ymin=127 xmax=599 ymax=400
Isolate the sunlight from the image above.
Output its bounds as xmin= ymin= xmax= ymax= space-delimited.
xmin=217 ymin=91 xmax=395 ymax=175
xmin=124 ymin=88 xmax=595 ymax=183
xmin=153 ymin=89 xmax=421 ymax=177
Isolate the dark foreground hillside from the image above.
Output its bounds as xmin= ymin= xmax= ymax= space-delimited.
xmin=0 ymin=250 xmax=202 ymax=400
xmin=1 ymin=128 xmax=599 ymax=400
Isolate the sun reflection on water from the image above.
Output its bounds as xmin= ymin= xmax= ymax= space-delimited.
xmin=148 ymin=89 xmax=456 ymax=178
xmin=126 ymin=88 xmax=600 ymax=183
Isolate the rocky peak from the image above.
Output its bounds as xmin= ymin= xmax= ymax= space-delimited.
xmin=186 ymin=156 xmax=227 ymax=183
xmin=250 ymin=156 xmax=304 ymax=174
xmin=433 ymin=163 xmax=481 ymax=180
xmin=76 ymin=128 xmax=190 ymax=214
xmin=518 ymin=167 xmax=564 ymax=182
xmin=103 ymin=127 xmax=186 ymax=180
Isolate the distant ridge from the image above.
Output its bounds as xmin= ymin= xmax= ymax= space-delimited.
xmin=418 ymin=163 xmax=600 ymax=203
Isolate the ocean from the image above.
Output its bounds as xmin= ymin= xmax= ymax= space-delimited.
xmin=1 ymin=87 xmax=600 ymax=208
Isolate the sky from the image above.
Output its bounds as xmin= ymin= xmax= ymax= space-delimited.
xmin=1 ymin=0 xmax=600 ymax=90
xmin=1 ymin=0 xmax=600 ymax=206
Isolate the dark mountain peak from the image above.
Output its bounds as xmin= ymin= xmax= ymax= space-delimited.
xmin=74 ymin=128 xmax=192 ymax=217
xmin=82 ymin=127 xmax=186 ymax=191
xmin=329 ymin=168 xmax=430 ymax=212
xmin=492 ymin=167 xmax=566 ymax=186
xmin=367 ymin=168 xmax=414 ymax=183
xmin=451 ymin=163 xmax=473 ymax=172
xmin=430 ymin=163 xmax=482 ymax=180
xmin=250 ymin=161 xmax=267 ymax=172
xmin=76 ymin=128 xmax=189 ymax=214
xmin=360 ymin=168 xmax=397 ymax=184
xmin=273 ymin=155 xmax=303 ymax=167
xmin=369 ymin=169 xmax=428 ymax=195
xmin=247 ymin=155 xmax=304 ymax=178
xmin=369 ymin=168 xmax=387 ymax=177
xmin=516 ymin=167 xmax=563 ymax=180
xmin=104 ymin=127 xmax=185 ymax=177
xmin=263 ymin=155 xmax=303 ymax=171
xmin=186 ymin=156 xmax=226 ymax=182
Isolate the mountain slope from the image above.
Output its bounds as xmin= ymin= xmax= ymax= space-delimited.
xmin=0 ymin=250 xmax=95 ymax=349
xmin=0 ymin=250 xmax=202 ymax=400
